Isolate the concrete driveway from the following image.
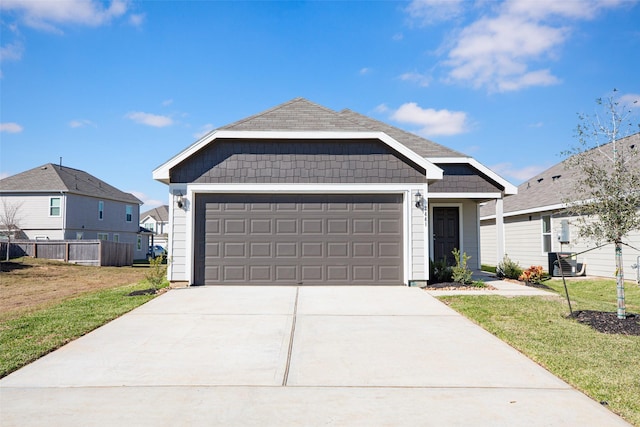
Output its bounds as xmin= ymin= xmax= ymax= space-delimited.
xmin=0 ymin=286 xmax=630 ymax=426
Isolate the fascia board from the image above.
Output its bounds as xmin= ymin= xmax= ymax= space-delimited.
xmin=480 ymin=203 xmax=567 ymax=220
xmin=428 ymin=157 xmax=518 ymax=195
xmin=153 ymin=130 xmax=444 ymax=183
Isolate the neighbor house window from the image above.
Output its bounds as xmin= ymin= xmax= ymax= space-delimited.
xmin=97 ymin=233 xmax=109 ymax=241
xmin=76 ymin=232 xmax=83 ymax=240
xmin=49 ymin=197 xmax=61 ymax=217
xmin=98 ymin=200 xmax=104 ymax=220
xmin=113 ymin=234 xmax=119 ymax=242
xmin=126 ymin=205 xmax=132 ymax=222
xmin=542 ymin=215 xmax=552 ymax=253
xmin=145 ymin=222 xmax=154 ymax=232
xmin=137 ymin=235 xmax=142 ymax=250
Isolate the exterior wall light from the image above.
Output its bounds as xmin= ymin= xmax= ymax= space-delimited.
xmin=176 ymin=192 xmax=185 ymax=209
xmin=415 ymin=191 xmax=423 ymax=208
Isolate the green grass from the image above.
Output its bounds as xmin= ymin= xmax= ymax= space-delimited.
xmin=439 ymin=279 xmax=640 ymax=426
xmin=0 ymin=281 xmax=166 ymax=378
xmin=481 ymin=264 xmax=497 ymax=273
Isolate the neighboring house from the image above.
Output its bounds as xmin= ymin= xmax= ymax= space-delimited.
xmin=0 ymin=163 xmax=149 ymax=260
xmin=479 ymin=133 xmax=640 ymax=280
xmin=153 ymin=98 xmax=517 ymax=285
xmin=140 ymin=205 xmax=169 ymax=248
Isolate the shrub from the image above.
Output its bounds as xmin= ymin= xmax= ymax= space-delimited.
xmin=451 ymin=248 xmax=473 ymax=284
xmin=145 ymin=256 xmax=168 ymax=291
xmin=430 ymin=258 xmax=452 ymax=283
xmin=519 ymin=265 xmax=545 ymax=284
xmin=496 ymin=254 xmax=523 ymax=280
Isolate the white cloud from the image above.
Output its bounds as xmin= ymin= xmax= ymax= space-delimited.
xmin=0 ymin=0 xmax=129 ymax=32
xmin=125 ymin=111 xmax=173 ymax=127
xmin=0 ymin=172 xmax=11 ymax=180
xmin=0 ymin=122 xmax=23 ymax=133
xmin=619 ymin=93 xmax=640 ymax=109
xmin=69 ymin=119 xmax=96 ymax=128
xmin=374 ymin=104 xmax=390 ymax=114
xmin=359 ymin=67 xmax=371 ymax=75
xmin=129 ymin=13 xmax=145 ymax=27
xmin=399 ymin=71 xmax=431 ymax=87
xmin=129 ymin=191 xmax=164 ymax=208
xmin=161 ymin=99 xmax=173 ymax=107
xmin=405 ymin=0 xmax=464 ymax=25
xmin=0 ymin=41 xmax=23 ymax=62
xmin=410 ymin=0 xmax=631 ymax=92
xmin=390 ymin=102 xmax=469 ymax=136
xmin=490 ymin=162 xmax=548 ymax=182
xmin=193 ymin=124 xmax=215 ymax=139
xmin=392 ymin=33 xmax=404 ymax=41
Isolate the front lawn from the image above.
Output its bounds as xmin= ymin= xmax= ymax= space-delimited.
xmin=439 ymin=279 xmax=640 ymax=426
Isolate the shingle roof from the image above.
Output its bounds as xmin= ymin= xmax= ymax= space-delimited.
xmin=140 ymin=205 xmax=169 ymax=222
xmin=338 ymin=109 xmax=466 ymax=158
xmin=0 ymin=163 xmax=142 ymax=204
xmin=220 ymin=98 xmax=367 ymax=131
xmin=218 ymin=98 xmax=467 ymax=158
xmin=480 ymin=133 xmax=640 ymax=217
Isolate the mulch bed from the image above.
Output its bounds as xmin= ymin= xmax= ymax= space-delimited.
xmin=425 ymin=282 xmax=497 ymax=291
xmin=569 ymin=310 xmax=640 ymax=336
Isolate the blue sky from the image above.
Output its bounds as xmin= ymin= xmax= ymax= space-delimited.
xmin=1 ymin=0 xmax=639 ymax=208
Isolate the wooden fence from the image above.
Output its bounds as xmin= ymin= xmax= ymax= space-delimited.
xmin=0 ymin=240 xmax=133 ymax=267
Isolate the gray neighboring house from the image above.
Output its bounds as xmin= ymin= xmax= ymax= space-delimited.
xmin=154 ymin=98 xmax=517 ymax=286
xmin=0 ymin=163 xmax=149 ymax=260
xmin=140 ymin=205 xmax=169 ymax=248
xmin=480 ymin=133 xmax=640 ymax=280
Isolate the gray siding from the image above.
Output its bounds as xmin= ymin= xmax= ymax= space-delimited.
xmin=0 ymin=193 xmax=64 ymax=239
xmin=430 ymin=164 xmax=502 ymax=193
xmin=170 ymin=139 xmax=426 ymax=184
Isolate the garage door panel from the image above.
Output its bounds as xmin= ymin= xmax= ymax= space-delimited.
xmin=196 ymin=194 xmax=403 ymax=285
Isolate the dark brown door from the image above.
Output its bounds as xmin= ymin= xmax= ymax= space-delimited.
xmin=433 ymin=207 xmax=459 ymax=265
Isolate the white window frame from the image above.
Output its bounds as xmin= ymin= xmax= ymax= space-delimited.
xmin=113 ymin=234 xmax=119 ymax=242
xmin=97 ymin=233 xmax=109 ymax=241
xmin=542 ymin=215 xmax=552 ymax=253
xmin=98 ymin=200 xmax=104 ymax=220
xmin=125 ymin=205 xmax=133 ymax=222
xmin=137 ymin=235 xmax=142 ymax=251
xmin=49 ymin=197 xmax=61 ymax=217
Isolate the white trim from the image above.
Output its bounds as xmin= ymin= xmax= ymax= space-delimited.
xmin=187 ymin=183 xmax=421 ymax=193
xmin=428 ymin=192 xmax=502 ymax=199
xmin=428 ymin=157 xmax=518 ymax=195
xmin=402 ymin=190 xmax=410 ymax=285
xmin=429 ymin=202 xmax=464 ymax=261
xmin=153 ymin=130 xmax=444 ymax=183
xmin=480 ymin=203 xmax=566 ymax=220
xmin=49 ymin=196 xmax=62 ymax=217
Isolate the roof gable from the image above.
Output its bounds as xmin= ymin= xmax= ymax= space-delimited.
xmin=0 ymin=163 xmax=142 ymax=205
xmin=140 ymin=205 xmax=169 ymax=222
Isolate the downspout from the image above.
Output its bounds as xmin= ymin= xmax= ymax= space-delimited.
xmin=61 ymin=191 xmax=67 ymax=239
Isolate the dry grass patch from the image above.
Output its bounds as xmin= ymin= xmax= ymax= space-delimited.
xmin=0 ymin=257 xmax=148 ymax=322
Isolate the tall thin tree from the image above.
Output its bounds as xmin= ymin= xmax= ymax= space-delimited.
xmin=562 ymin=91 xmax=640 ymax=319
xmin=0 ymin=199 xmax=24 ymax=262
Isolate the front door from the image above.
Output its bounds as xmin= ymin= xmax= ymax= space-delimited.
xmin=433 ymin=207 xmax=460 ymax=265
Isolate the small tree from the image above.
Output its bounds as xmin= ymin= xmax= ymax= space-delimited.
xmin=0 ymin=199 xmax=24 ymax=262
xmin=562 ymin=91 xmax=640 ymax=319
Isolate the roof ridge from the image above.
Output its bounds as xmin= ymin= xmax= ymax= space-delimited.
xmin=220 ymin=98 xmax=312 ymax=129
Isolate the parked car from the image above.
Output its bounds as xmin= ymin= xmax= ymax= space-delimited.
xmin=148 ymin=245 xmax=167 ymax=260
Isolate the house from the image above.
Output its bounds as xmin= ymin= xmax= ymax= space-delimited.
xmin=140 ymin=205 xmax=169 ymax=248
xmin=479 ymin=133 xmax=640 ymax=280
xmin=153 ymin=98 xmax=517 ymax=285
xmin=0 ymin=163 xmax=149 ymax=260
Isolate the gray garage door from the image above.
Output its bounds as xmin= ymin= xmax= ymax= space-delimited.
xmin=193 ymin=194 xmax=403 ymax=285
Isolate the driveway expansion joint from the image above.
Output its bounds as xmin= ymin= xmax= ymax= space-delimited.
xmin=281 ymin=286 xmax=299 ymax=386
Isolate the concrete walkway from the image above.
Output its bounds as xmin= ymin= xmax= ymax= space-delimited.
xmin=0 ymin=286 xmax=630 ymax=426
